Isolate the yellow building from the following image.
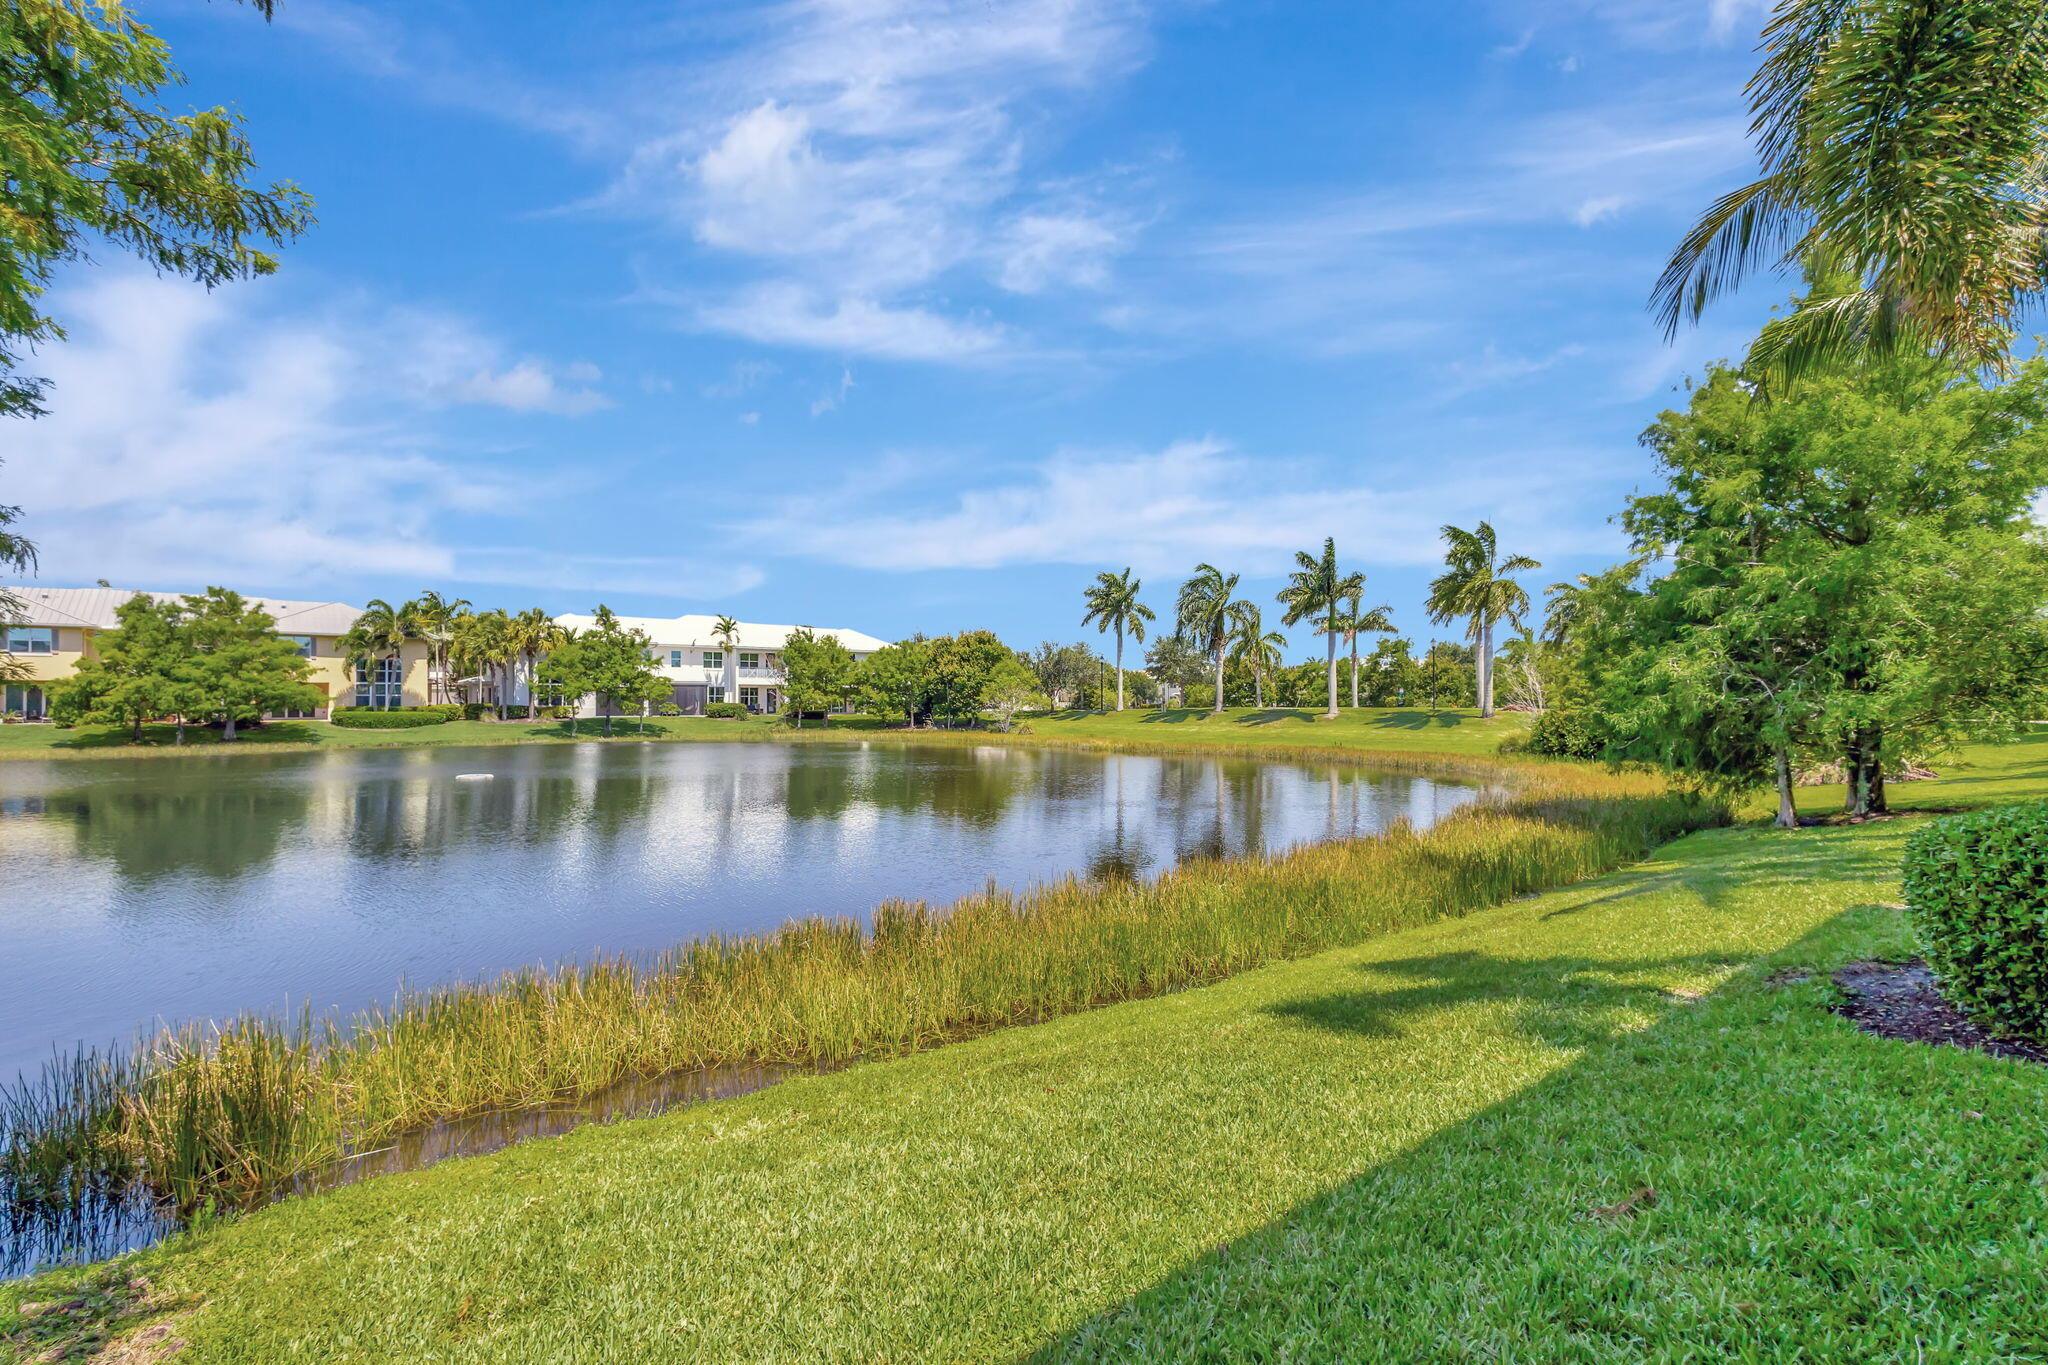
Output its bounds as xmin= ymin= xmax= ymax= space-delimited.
xmin=1 ymin=586 xmax=431 ymax=721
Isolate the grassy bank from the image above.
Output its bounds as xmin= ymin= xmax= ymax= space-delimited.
xmin=0 ymin=704 xmax=1527 ymax=761
xmin=8 ymin=741 xmax=2044 ymax=1359
xmin=1 ymin=754 xmax=1709 ymax=1222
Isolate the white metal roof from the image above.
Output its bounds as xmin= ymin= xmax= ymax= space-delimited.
xmin=1 ymin=585 xmax=366 ymax=636
xmin=552 ymin=612 xmax=891 ymax=654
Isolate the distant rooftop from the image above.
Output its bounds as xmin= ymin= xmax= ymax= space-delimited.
xmin=1 ymin=585 xmax=366 ymax=636
xmin=553 ymin=612 xmax=891 ymax=654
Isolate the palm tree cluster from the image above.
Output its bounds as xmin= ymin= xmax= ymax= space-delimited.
xmin=336 ymin=594 xmax=565 ymax=718
xmin=1077 ymin=531 xmax=1540 ymax=718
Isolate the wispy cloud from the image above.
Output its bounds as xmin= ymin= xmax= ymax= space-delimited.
xmin=694 ymin=284 xmax=1008 ymax=363
xmin=740 ymin=437 xmax=1622 ymax=576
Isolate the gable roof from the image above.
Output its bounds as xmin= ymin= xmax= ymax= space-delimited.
xmin=1 ymin=586 xmax=366 ymax=636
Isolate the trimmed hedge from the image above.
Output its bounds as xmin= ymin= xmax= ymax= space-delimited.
xmin=1902 ymin=802 xmax=2048 ymax=1040
xmin=331 ymin=708 xmax=455 ymax=730
xmin=705 ymin=702 xmax=748 ymax=719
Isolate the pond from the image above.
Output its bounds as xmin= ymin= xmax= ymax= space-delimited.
xmin=0 ymin=740 xmax=1484 ymax=1086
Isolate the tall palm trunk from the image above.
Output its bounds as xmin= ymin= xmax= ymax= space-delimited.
xmin=1349 ymin=634 xmax=1360 ymax=708
xmin=1114 ymin=626 xmax=1125 ymax=711
xmin=1476 ymin=615 xmax=1494 ymax=718
xmin=1212 ymin=638 xmax=1225 ymax=714
xmin=1324 ymin=601 xmax=1339 ymax=719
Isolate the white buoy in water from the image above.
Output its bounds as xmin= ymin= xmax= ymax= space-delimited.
xmin=455 ymin=773 xmax=494 ymax=782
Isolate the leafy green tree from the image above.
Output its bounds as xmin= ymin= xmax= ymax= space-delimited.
xmin=1611 ymin=354 xmax=2048 ymax=819
xmin=926 ymin=630 xmax=1016 ymax=727
xmin=981 ymin=656 xmax=1045 ymax=732
xmin=1080 ymin=568 xmax=1155 ymax=711
xmin=0 ymin=468 xmax=32 ymax=680
xmin=177 ymin=587 xmax=321 ymax=740
xmin=1361 ymin=636 xmax=1422 ymax=707
xmin=1656 ymin=0 xmax=2048 ymax=387
xmin=1175 ymin=563 xmax=1241 ymax=715
xmin=56 ymin=592 xmax=186 ymax=737
xmin=1143 ymin=633 xmax=1206 ymax=709
xmin=540 ymin=606 xmax=663 ymax=737
xmin=3 ymin=0 xmax=311 ymax=419
xmin=1425 ymin=522 xmax=1538 ymax=719
xmin=1023 ymin=640 xmax=1101 ymax=711
xmin=855 ymin=638 xmax=933 ymax=727
xmin=780 ymin=627 xmax=856 ymax=727
xmin=1277 ymin=537 xmax=1363 ymax=720
xmin=1417 ymin=641 xmax=1476 ymax=712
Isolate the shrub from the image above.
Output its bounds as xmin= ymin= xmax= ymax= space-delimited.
xmin=1526 ymin=709 xmax=1604 ymax=761
xmin=462 ymin=703 xmax=499 ymax=721
xmin=706 ymin=701 xmax=748 ymax=719
xmin=331 ymin=708 xmax=455 ymax=729
xmin=546 ymin=706 xmax=576 ymax=720
xmin=657 ymin=702 xmax=683 ymax=717
xmin=1903 ymin=803 xmax=2048 ymax=1040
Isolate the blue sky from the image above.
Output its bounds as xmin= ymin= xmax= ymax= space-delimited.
xmin=10 ymin=0 xmax=1788 ymax=656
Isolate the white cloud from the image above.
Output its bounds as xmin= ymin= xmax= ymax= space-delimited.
xmin=1440 ymin=342 xmax=1587 ymax=397
xmin=0 ymin=275 xmax=626 ymax=593
xmin=1572 ymin=193 xmax=1626 ymax=226
xmin=695 ymin=284 xmax=1007 ymax=363
xmin=810 ymin=367 xmax=855 ymax=417
xmin=606 ymin=0 xmax=1154 ymax=357
xmin=740 ymin=438 xmax=1620 ymax=575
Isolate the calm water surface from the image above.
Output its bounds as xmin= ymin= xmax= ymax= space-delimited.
xmin=0 ymin=741 xmax=1483 ymax=1083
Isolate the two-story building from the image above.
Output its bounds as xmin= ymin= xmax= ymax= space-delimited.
xmin=0 ymin=586 xmax=432 ymax=719
xmin=547 ymin=613 xmax=890 ymax=716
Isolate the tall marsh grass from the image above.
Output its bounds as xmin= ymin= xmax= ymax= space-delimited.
xmin=0 ymin=759 xmax=1720 ymax=1221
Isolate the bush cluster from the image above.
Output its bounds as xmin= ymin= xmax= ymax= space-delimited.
xmin=705 ymin=701 xmax=748 ymax=719
xmin=1903 ymin=802 xmax=2048 ymax=1040
xmin=331 ymin=707 xmax=456 ymax=730
xmin=1525 ymin=708 xmax=1604 ymax=760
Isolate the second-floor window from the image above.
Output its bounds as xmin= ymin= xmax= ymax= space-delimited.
xmin=739 ymin=651 xmax=760 ymax=669
xmin=284 ymin=635 xmax=315 ymax=658
xmin=355 ymin=657 xmax=403 ymax=710
xmin=3 ymin=627 xmax=54 ymax=654
xmin=703 ymin=650 xmax=723 ymax=669
xmin=669 ymin=650 xmax=683 ymax=667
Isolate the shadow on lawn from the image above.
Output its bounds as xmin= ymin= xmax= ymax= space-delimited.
xmin=1030 ymin=907 xmax=2035 ymax=1362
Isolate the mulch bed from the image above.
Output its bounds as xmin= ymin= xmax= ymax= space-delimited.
xmin=1832 ymin=960 xmax=2047 ymax=1065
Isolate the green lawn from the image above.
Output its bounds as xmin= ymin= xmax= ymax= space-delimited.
xmin=8 ymin=738 xmax=2044 ymax=1361
xmin=0 ymin=704 xmax=1525 ymax=761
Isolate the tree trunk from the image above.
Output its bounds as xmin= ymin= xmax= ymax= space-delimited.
xmin=602 ymin=706 xmax=612 ymax=737
xmin=1254 ymin=666 xmax=1264 ymax=709
xmin=1774 ymin=747 xmax=1797 ymax=829
xmin=526 ymin=656 xmax=539 ymax=721
xmin=1477 ymin=617 xmax=1494 ymax=718
xmin=1114 ymin=629 xmax=1125 ymax=712
xmin=1350 ymin=639 xmax=1360 ymax=709
xmin=175 ymin=719 xmax=186 ymax=745
xmin=1324 ymin=608 xmax=1338 ymax=719
xmin=222 ymin=713 xmax=237 ymax=742
xmin=1213 ymin=641 xmax=1225 ymax=714
xmin=1845 ymin=726 xmax=1888 ymax=817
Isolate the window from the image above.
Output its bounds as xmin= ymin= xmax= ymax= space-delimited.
xmin=283 ymin=635 xmax=315 ymax=658
xmin=708 ymin=686 xmax=725 ymax=704
xmin=739 ymin=651 xmax=760 ymax=670
xmin=4 ymin=684 xmax=46 ymax=718
xmin=354 ymin=657 xmax=404 ymax=710
xmin=3 ymin=627 xmax=54 ymax=655
xmin=669 ymin=650 xmax=683 ymax=668
xmin=739 ymin=686 xmax=761 ymax=711
xmin=703 ymin=650 xmax=723 ymax=669
xmin=272 ymin=705 xmax=319 ymax=720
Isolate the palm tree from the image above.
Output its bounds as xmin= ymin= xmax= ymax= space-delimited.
xmin=1276 ymin=537 xmax=1363 ymax=721
xmin=1335 ymin=588 xmax=1395 ymax=709
xmin=1175 ymin=563 xmax=1240 ymax=715
xmin=337 ymin=598 xmax=410 ymax=709
xmin=450 ymin=609 xmax=514 ymax=717
xmin=1425 ymin=522 xmax=1538 ymax=719
xmin=406 ymin=590 xmax=471 ymax=705
xmin=1080 ymin=568 xmax=1155 ymax=712
xmin=1228 ymin=601 xmax=1285 ymax=709
xmin=1654 ymin=0 xmax=2048 ymax=387
xmin=504 ymin=608 xmax=565 ymax=720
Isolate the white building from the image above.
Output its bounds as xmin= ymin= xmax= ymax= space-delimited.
xmin=543 ymin=613 xmax=891 ymax=717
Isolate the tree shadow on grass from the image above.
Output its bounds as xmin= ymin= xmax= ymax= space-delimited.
xmin=1029 ymin=912 xmax=2035 ymax=1362
xmin=1364 ymin=709 xmax=1474 ymax=731
xmin=1235 ymin=709 xmax=1314 ymax=726
xmin=1138 ymin=710 xmax=1210 ymax=725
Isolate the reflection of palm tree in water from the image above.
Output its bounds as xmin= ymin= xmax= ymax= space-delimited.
xmin=1085 ymin=756 xmax=1143 ymax=883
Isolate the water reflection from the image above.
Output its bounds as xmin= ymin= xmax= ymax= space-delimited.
xmin=0 ymin=742 xmax=1486 ymax=1086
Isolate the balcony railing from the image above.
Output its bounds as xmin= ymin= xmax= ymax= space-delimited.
xmin=737 ymin=665 xmax=781 ymax=678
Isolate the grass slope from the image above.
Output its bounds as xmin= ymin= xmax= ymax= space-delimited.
xmin=7 ymin=741 xmax=2045 ymax=1361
